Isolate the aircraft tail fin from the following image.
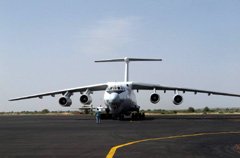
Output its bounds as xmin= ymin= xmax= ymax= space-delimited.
xmin=95 ymin=57 xmax=162 ymax=82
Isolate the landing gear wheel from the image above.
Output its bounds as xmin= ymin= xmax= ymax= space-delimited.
xmin=131 ymin=113 xmax=135 ymax=120
xmin=105 ymin=108 xmax=110 ymax=119
xmin=105 ymin=108 xmax=110 ymax=113
xmin=119 ymin=114 xmax=124 ymax=120
xmin=112 ymin=114 xmax=117 ymax=120
xmin=138 ymin=113 xmax=141 ymax=119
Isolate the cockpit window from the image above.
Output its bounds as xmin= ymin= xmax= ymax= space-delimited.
xmin=107 ymin=85 xmax=125 ymax=92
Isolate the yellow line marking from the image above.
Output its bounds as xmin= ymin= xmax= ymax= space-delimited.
xmin=106 ymin=131 xmax=240 ymax=158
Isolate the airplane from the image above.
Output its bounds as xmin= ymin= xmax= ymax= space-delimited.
xmin=9 ymin=57 xmax=240 ymax=119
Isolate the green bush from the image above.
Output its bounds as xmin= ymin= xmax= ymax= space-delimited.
xmin=41 ymin=109 xmax=49 ymax=114
xmin=203 ymin=107 xmax=210 ymax=112
xmin=173 ymin=110 xmax=178 ymax=114
xmin=188 ymin=107 xmax=195 ymax=113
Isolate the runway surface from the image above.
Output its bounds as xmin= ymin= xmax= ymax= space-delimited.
xmin=0 ymin=115 xmax=240 ymax=158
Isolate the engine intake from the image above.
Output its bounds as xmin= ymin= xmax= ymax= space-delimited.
xmin=173 ymin=95 xmax=183 ymax=105
xmin=59 ymin=96 xmax=72 ymax=107
xmin=80 ymin=95 xmax=92 ymax=105
xmin=150 ymin=93 xmax=160 ymax=104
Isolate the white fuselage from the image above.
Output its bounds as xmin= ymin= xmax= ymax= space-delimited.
xmin=103 ymin=82 xmax=139 ymax=115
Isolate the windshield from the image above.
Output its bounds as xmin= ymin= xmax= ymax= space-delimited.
xmin=107 ymin=85 xmax=125 ymax=92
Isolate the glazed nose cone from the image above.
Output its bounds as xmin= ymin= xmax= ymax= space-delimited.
xmin=109 ymin=93 xmax=120 ymax=103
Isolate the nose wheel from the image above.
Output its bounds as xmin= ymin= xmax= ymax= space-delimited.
xmin=105 ymin=108 xmax=111 ymax=119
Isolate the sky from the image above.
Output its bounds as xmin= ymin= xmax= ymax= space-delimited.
xmin=1 ymin=0 xmax=240 ymax=112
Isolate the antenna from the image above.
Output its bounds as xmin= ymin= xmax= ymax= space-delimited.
xmin=95 ymin=57 xmax=162 ymax=82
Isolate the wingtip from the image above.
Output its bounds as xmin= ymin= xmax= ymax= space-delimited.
xmin=9 ymin=98 xmax=18 ymax=101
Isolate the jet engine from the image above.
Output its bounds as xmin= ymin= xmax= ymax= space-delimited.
xmin=59 ymin=96 xmax=72 ymax=107
xmin=173 ymin=95 xmax=183 ymax=105
xmin=80 ymin=94 xmax=92 ymax=105
xmin=150 ymin=93 xmax=160 ymax=104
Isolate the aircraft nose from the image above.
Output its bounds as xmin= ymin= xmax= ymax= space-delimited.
xmin=109 ymin=93 xmax=120 ymax=103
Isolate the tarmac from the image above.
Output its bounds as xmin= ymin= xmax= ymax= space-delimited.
xmin=0 ymin=115 xmax=240 ymax=158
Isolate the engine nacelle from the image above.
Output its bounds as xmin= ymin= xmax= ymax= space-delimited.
xmin=173 ymin=95 xmax=183 ymax=105
xmin=80 ymin=94 xmax=92 ymax=105
xmin=59 ymin=96 xmax=72 ymax=107
xmin=150 ymin=93 xmax=160 ymax=104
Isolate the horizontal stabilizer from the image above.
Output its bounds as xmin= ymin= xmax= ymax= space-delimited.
xmin=95 ymin=57 xmax=162 ymax=62
xmin=95 ymin=57 xmax=162 ymax=82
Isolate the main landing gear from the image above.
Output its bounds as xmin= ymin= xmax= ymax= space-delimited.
xmin=111 ymin=112 xmax=145 ymax=120
xmin=131 ymin=112 xmax=145 ymax=120
xmin=112 ymin=113 xmax=125 ymax=120
xmin=104 ymin=108 xmax=145 ymax=120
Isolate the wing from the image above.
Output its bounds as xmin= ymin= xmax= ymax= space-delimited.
xmin=9 ymin=83 xmax=108 ymax=101
xmin=132 ymin=82 xmax=240 ymax=97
